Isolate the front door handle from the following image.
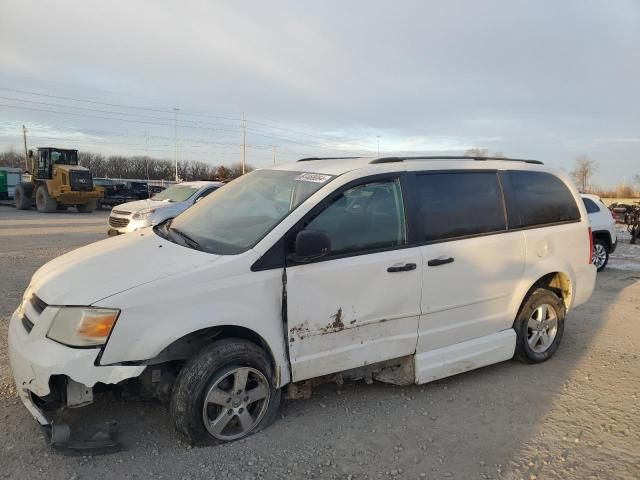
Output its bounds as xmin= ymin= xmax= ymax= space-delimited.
xmin=387 ymin=262 xmax=417 ymax=273
xmin=427 ymin=256 xmax=454 ymax=267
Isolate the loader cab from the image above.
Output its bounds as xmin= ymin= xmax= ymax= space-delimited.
xmin=29 ymin=148 xmax=78 ymax=180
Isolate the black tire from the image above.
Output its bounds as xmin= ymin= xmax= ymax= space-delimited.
xmin=631 ymin=224 xmax=639 ymax=245
xmin=14 ymin=184 xmax=32 ymax=210
xmin=592 ymin=239 xmax=609 ymax=272
xmin=35 ymin=185 xmax=57 ymax=213
xmin=77 ymin=200 xmax=96 ymax=213
xmin=170 ymin=339 xmax=281 ymax=445
xmin=514 ymin=288 xmax=565 ymax=364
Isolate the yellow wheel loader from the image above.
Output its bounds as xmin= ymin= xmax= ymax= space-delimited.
xmin=14 ymin=148 xmax=103 ymax=213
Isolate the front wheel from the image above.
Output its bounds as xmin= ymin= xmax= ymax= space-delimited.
xmin=35 ymin=185 xmax=57 ymax=213
xmin=592 ymin=240 xmax=609 ymax=272
xmin=170 ymin=339 xmax=281 ymax=445
xmin=514 ymin=288 xmax=565 ymax=364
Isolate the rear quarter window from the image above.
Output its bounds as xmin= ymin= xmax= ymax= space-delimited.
xmin=508 ymin=171 xmax=580 ymax=227
xmin=582 ymin=198 xmax=600 ymax=214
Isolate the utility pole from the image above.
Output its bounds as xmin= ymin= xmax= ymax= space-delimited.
xmin=145 ymin=129 xmax=150 ymax=198
xmin=173 ymin=107 xmax=179 ymax=182
xmin=241 ymin=113 xmax=246 ymax=175
xmin=22 ymin=125 xmax=28 ymax=171
xmin=273 ymin=145 xmax=276 ymax=165
xmin=376 ymin=135 xmax=381 ymax=157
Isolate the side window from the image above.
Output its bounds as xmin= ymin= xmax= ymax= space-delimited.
xmin=414 ymin=172 xmax=506 ymax=242
xmin=509 ymin=171 xmax=580 ymax=227
xmin=196 ymin=187 xmax=218 ymax=201
xmin=582 ymin=198 xmax=600 ymax=214
xmin=304 ymin=178 xmax=406 ymax=255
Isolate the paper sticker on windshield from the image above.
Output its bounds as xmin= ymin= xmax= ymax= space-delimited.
xmin=295 ymin=173 xmax=332 ymax=183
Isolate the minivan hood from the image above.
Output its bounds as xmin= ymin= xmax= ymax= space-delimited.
xmin=31 ymin=229 xmax=219 ymax=305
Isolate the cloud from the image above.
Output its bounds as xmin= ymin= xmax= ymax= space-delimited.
xmin=0 ymin=0 xmax=638 ymax=185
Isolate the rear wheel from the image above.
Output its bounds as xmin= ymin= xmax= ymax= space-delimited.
xmin=77 ymin=200 xmax=96 ymax=213
xmin=35 ymin=186 xmax=57 ymax=213
xmin=14 ymin=184 xmax=32 ymax=210
xmin=514 ymin=288 xmax=565 ymax=364
xmin=171 ymin=339 xmax=280 ymax=445
xmin=592 ymin=240 xmax=609 ymax=271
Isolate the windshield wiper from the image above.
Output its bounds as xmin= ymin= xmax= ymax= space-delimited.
xmin=168 ymin=227 xmax=202 ymax=250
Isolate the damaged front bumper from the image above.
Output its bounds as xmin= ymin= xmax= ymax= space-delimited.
xmin=8 ymin=307 xmax=144 ymax=425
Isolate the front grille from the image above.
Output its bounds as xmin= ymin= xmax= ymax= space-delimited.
xmin=30 ymin=294 xmax=47 ymax=314
xmin=70 ymin=170 xmax=94 ymax=192
xmin=112 ymin=209 xmax=131 ymax=216
xmin=22 ymin=316 xmax=34 ymax=334
xmin=109 ymin=216 xmax=130 ymax=228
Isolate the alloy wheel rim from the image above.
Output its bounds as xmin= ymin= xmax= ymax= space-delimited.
xmin=527 ymin=303 xmax=558 ymax=353
xmin=202 ymin=366 xmax=270 ymax=441
xmin=592 ymin=244 xmax=607 ymax=269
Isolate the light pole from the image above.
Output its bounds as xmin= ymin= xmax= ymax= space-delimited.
xmin=241 ymin=113 xmax=246 ymax=175
xmin=376 ymin=135 xmax=381 ymax=156
xmin=173 ymin=107 xmax=179 ymax=182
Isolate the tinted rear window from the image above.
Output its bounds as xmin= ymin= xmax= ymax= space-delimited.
xmin=509 ymin=171 xmax=580 ymax=227
xmin=582 ymin=198 xmax=600 ymax=214
xmin=414 ymin=172 xmax=506 ymax=242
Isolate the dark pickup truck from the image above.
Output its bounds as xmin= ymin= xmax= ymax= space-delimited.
xmin=94 ymin=179 xmax=166 ymax=209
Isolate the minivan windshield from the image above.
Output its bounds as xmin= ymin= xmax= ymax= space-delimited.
xmin=152 ymin=184 xmax=199 ymax=202
xmin=165 ymin=169 xmax=334 ymax=254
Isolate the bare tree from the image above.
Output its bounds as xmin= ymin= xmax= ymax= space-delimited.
xmin=0 ymin=147 xmax=23 ymax=168
xmin=571 ymin=155 xmax=598 ymax=192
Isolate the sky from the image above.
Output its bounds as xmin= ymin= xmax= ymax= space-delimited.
xmin=0 ymin=0 xmax=638 ymax=187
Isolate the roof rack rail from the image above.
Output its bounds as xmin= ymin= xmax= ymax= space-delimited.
xmin=297 ymin=156 xmax=362 ymax=162
xmin=370 ymin=156 xmax=543 ymax=165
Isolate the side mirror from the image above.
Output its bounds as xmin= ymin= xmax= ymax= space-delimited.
xmin=291 ymin=229 xmax=331 ymax=263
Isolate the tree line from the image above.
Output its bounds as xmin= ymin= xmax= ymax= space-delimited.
xmin=0 ymin=148 xmax=253 ymax=182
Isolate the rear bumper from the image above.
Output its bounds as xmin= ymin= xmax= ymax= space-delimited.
xmin=572 ymin=265 xmax=597 ymax=310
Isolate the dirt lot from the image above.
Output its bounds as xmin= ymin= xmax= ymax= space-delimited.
xmin=1 ymin=206 xmax=639 ymax=480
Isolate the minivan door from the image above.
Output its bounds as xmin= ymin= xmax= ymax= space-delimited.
xmin=411 ymin=171 xmax=525 ymax=357
xmin=286 ymin=176 xmax=422 ymax=382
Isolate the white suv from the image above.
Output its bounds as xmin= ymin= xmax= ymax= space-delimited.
xmin=581 ymin=194 xmax=617 ymax=271
xmin=9 ymin=156 xmax=596 ymax=445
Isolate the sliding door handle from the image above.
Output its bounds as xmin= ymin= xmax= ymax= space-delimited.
xmin=387 ymin=263 xmax=417 ymax=273
xmin=427 ymin=256 xmax=454 ymax=267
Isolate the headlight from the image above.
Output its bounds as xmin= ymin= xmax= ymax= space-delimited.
xmin=47 ymin=307 xmax=119 ymax=347
xmin=132 ymin=208 xmax=156 ymax=220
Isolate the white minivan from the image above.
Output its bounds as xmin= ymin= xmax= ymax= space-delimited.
xmin=9 ymin=156 xmax=596 ymax=445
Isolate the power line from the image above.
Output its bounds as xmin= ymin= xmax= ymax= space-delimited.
xmin=247 ymin=118 xmax=372 ymax=150
xmin=0 ymin=103 xmax=239 ymax=133
xmin=246 ymin=128 xmax=367 ymax=155
xmin=0 ymin=86 xmax=240 ymax=121
xmin=0 ymin=95 xmax=238 ymax=129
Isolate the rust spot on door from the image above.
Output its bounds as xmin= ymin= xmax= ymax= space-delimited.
xmin=329 ymin=307 xmax=344 ymax=331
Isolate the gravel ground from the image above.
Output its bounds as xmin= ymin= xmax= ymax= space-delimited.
xmin=0 ymin=206 xmax=639 ymax=480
